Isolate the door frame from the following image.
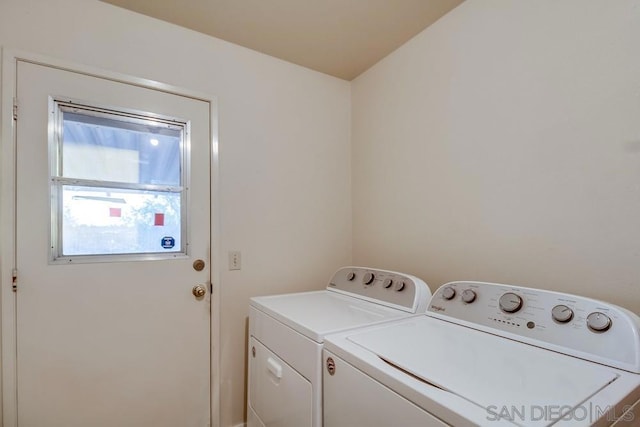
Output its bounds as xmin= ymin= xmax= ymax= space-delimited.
xmin=0 ymin=48 xmax=222 ymax=427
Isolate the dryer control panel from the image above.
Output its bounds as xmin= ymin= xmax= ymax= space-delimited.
xmin=327 ymin=267 xmax=431 ymax=314
xmin=428 ymin=281 xmax=640 ymax=373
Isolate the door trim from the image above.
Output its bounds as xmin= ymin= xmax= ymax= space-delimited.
xmin=0 ymin=48 xmax=222 ymax=427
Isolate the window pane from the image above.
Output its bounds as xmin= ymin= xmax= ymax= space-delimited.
xmin=62 ymin=109 xmax=182 ymax=186
xmin=61 ymin=185 xmax=182 ymax=256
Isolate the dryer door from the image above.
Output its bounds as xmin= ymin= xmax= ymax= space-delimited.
xmin=248 ymin=337 xmax=312 ymax=427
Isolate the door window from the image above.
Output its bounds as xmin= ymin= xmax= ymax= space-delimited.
xmin=50 ymin=100 xmax=188 ymax=260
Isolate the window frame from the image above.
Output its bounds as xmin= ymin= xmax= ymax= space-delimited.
xmin=48 ymin=97 xmax=191 ymax=263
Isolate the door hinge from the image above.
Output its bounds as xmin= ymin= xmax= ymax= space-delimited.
xmin=12 ymin=98 xmax=18 ymax=121
xmin=12 ymin=269 xmax=17 ymax=292
xmin=209 ymin=283 xmax=213 ymax=293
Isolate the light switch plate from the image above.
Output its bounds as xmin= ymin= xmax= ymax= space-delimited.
xmin=229 ymin=251 xmax=241 ymax=270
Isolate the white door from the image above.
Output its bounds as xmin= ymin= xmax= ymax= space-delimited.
xmin=15 ymin=60 xmax=211 ymax=427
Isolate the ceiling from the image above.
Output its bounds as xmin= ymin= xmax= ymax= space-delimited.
xmin=100 ymin=0 xmax=464 ymax=80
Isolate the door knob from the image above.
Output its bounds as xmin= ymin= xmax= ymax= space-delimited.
xmin=192 ymin=285 xmax=206 ymax=298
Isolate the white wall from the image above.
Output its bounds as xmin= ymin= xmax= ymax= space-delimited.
xmin=0 ymin=0 xmax=351 ymax=425
xmin=352 ymin=0 xmax=640 ymax=312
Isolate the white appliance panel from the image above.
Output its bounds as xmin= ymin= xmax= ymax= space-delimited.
xmin=323 ymin=350 xmax=448 ymax=427
xmin=324 ymin=282 xmax=640 ymax=427
xmin=247 ymin=408 xmax=266 ymax=427
xmin=249 ymin=306 xmax=321 ymax=382
xmin=347 ymin=316 xmax=619 ymax=426
xmin=249 ymin=338 xmax=312 ymax=427
xmin=248 ymin=266 xmax=432 ymax=427
xmin=429 ymin=282 xmax=640 ymax=373
xmin=250 ymin=290 xmax=409 ymax=343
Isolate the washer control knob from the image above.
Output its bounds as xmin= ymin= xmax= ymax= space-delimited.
xmin=551 ymin=305 xmax=574 ymax=323
xmin=383 ymin=278 xmax=393 ymax=289
xmin=499 ymin=292 xmax=523 ymax=313
xmin=461 ymin=289 xmax=476 ymax=304
xmin=587 ymin=312 xmax=612 ymax=332
xmin=442 ymin=287 xmax=456 ymax=300
xmin=395 ymin=281 xmax=406 ymax=292
xmin=363 ymin=272 xmax=375 ymax=285
xmin=346 ymin=271 xmax=356 ymax=281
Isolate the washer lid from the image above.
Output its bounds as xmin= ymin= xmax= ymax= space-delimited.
xmin=250 ymin=290 xmax=409 ymax=342
xmin=347 ymin=317 xmax=620 ymax=427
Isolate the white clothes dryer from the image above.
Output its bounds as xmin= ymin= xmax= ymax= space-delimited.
xmin=247 ymin=266 xmax=431 ymax=427
xmin=323 ymin=281 xmax=640 ymax=427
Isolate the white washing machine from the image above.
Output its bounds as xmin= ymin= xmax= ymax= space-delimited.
xmin=247 ymin=266 xmax=432 ymax=427
xmin=323 ymin=281 xmax=640 ymax=427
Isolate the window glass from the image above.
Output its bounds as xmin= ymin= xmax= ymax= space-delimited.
xmin=61 ymin=185 xmax=182 ymax=256
xmin=62 ymin=111 xmax=182 ymax=186
xmin=51 ymin=102 xmax=187 ymax=260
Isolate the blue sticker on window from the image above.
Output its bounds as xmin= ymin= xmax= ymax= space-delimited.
xmin=161 ymin=236 xmax=175 ymax=249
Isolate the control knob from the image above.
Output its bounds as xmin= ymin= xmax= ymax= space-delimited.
xmin=346 ymin=271 xmax=356 ymax=281
xmin=395 ymin=281 xmax=406 ymax=292
xmin=586 ymin=312 xmax=612 ymax=332
xmin=551 ymin=305 xmax=574 ymax=323
xmin=442 ymin=287 xmax=456 ymax=300
xmin=499 ymin=292 xmax=523 ymax=313
xmin=383 ymin=278 xmax=393 ymax=289
xmin=461 ymin=289 xmax=476 ymax=304
xmin=363 ymin=272 xmax=375 ymax=285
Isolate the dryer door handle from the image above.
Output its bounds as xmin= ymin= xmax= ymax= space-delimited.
xmin=267 ymin=357 xmax=283 ymax=379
